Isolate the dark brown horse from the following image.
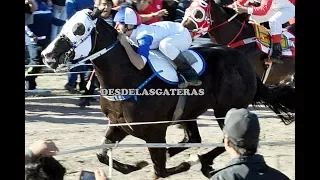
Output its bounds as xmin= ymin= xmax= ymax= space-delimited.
xmin=41 ymin=8 xmax=294 ymax=179
xmin=182 ymin=0 xmax=295 ymax=86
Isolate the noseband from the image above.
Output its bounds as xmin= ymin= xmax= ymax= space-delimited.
xmin=54 ymin=17 xmax=99 ymax=71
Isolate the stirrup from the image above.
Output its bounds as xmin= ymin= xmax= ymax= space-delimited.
xmin=188 ymin=80 xmax=202 ymax=87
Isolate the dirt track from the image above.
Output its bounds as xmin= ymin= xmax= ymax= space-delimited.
xmin=25 ymin=75 xmax=295 ymax=180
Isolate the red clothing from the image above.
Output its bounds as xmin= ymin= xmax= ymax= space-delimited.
xmin=138 ymin=0 xmax=163 ymax=25
xmin=289 ymin=0 xmax=295 ymax=5
xmin=251 ymin=0 xmax=273 ymax=15
xmin=229 ymin=0 xmax=295 ymax=16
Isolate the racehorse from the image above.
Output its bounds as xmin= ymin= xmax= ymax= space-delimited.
xmin=182 ymin=0 xmax=295 ymax=86
xmin=41 ymin=8 xmax=295 ymax=179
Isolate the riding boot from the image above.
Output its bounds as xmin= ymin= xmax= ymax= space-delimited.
xmin=270 ymin=34 xmax=283 ymax=64
xmin=270 ymin=43 xmax=283 ymax=64
xmin=172 ymin=52 xmax=202 ymax=88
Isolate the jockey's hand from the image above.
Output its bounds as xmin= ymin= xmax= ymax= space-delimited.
xmin=234 ymin=3 xmax=248 ymax=14
xmin=28 ymin=139 xmax=59 ymax=157
xmin=117 ymin=32 xmax=128 ymax=46
xmin=155 ymin=9 xmax=169 ymax=17
xmin=94 ymin=169 xmax=107 ymax=180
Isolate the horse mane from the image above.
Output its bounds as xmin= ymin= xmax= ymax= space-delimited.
xmin=96 ymin=17 xmax=119 ymax=38
xmin=94 ymin=17 xmax=138 ymax=57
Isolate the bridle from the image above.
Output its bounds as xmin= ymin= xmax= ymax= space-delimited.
xmin=208 ymin=12 xmax=246 ymax=46
xmin=54 ymin=13 xmax=105 ymax=72
xmin=54 ymin=14 xmax=121 ymax=73
xmin=58 ymin=17 xmax=98 ymax=65
xmin=188 ymin=1 xmax=246 ymax=46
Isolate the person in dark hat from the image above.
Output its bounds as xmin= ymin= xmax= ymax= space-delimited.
xmin=210 ymin=108 xmax=290 ymax=180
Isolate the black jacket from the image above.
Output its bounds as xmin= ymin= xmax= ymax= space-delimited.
xmin=210 ymin=154 xmax=290 ymax=180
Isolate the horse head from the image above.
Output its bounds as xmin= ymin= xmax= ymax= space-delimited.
xmin=41 ymin=8 xmax=113 ymax=70
xmin=182 ymin=0 xmax=249 ymax=38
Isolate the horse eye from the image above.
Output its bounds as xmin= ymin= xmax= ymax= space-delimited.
xmin=72 ymin=23 xmax=85 ymax=36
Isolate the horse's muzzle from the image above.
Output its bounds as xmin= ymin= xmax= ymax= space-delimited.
xmin=41 ymin=52 xmax=58 ymax=70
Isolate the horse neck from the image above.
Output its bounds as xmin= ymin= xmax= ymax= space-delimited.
xmin=90 ymin=19 xmax=148 ymax=89
xmin=209 ymin=6 xmax=255 ymax=45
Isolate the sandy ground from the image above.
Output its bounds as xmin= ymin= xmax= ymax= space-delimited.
xmin=25 ymin=75 xmax=295 ymax=180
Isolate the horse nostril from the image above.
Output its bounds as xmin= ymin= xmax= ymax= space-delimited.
xmin=45 ymin=52 xmax=53 ymax=58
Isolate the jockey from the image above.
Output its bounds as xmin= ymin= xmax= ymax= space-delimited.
xmin=229 ymin=0 xmax=295 ymax=64
xmin=113 ymin=7 xmax=202 ymax=88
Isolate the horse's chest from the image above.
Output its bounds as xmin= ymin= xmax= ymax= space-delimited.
xmin=101 ymin=100 xmax=125 ymax=123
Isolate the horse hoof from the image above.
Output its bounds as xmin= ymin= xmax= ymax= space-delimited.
xmin=152 ymin=173 xmax=168 ymax=180
xmin=135 ymin=160 xmax=149 ymax=169
xmin=96 ymin=152 xmax=108 ymax=164
xmin=178 ymin=162 xmax=191 ymax=172
xmin=200 ymin=165 xmax=214 ymax=178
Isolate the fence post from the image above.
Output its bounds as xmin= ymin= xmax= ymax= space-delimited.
xmin=108 ymin=149 xmax=113 ymax=179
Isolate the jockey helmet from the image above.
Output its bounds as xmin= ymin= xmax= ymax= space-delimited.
xmin=113 ymin=7 xmax=142 ymax=26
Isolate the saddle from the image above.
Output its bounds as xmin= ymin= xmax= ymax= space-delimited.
xmin=252 ymin=24 xmax=295 ymax=57
xmin=146 ymin=49 xmax=206 ymax=85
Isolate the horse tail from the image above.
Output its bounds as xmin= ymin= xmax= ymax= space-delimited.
xmin=252 ymin=74 xmax=295 ymax=125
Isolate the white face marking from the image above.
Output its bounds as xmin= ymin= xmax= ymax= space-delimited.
xmin=41 ymin=9 xmax=94 ymax=68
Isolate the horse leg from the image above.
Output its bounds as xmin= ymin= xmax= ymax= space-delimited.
xmin=167 ymin=121 xmax=202 ymax=157
xmin=146 ymin=127 xmax=192 ymax=179
xmin=198 ymin=109 xmax=227 ymax=178
xmin=96 ymin=126 xmax=149 ymax=174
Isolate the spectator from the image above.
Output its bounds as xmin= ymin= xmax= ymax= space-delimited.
xmin=95 ymin=170 xmax=108 ymax=180
xmin=25 ymin=140 xmax=59 ymax=164
xmin=66 ymin=0 xmax=94 ymax=19
xmin=25 ymin=140 xmax=108 ymax=180
xmin=111 ymin=0 xmax=125 ymax=10
xmin=121 ymin=0 xmax=168 ymax=24
xmin=210 ymin=108 xmax=290 ymax=180
xmin=51 ymin=0 xmax=67 ymax=41
xmin=137 ymin=0 xmax=166 ymax=24
xmin=99 ymin=0 xmax=117 ymax=26
xmin=25 ymin=0 xmax=38 ymax=15
xmin=25 ymin=0 xmax=65 ymax=90
xmin=64 ymin=0 xmax=95 ymax=93
xmin=25 ymin=156 xmax=66 ymax=180
xmin=162 ymin=0 xmax=179 ymax=22
xmin=25 ymin=0 xmax=38 ymax=66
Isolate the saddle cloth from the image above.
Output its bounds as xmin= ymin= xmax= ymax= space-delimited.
xmin=253 ymin=24 xmax=295 ymax=57
xmin=147 ymin=49 xmax=206 ymax=85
